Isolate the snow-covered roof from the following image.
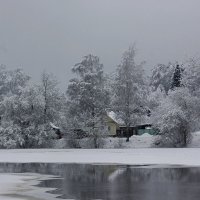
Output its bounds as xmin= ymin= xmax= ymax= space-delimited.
xmin=107 ymin=111 xmax=124 ymax=125
xmin=107 ymin=111 xmax=152 ymax=127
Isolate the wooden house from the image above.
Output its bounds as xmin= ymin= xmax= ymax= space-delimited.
xmin=106 ymin=111 xmax=157 ymax=137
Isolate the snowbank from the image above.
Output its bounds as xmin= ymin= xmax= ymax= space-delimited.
xmin=103 ymin=134 xmax=158 ymax=148
xmin=103 ymin=131 xmax=200 ymax=148
xmin=57 ymin=134 xmax=159 ymax=149
xmin=52 ymin=134 xmax=158 ymax=149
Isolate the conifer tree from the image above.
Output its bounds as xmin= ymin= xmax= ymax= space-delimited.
xmin=171 ymin=64 xmax=183 ymax=89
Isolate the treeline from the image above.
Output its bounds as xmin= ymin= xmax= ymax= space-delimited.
xmin=0 ymin=46 xmax=200 ymax=148
xmin=0 ymin=66 xmax=66 ymax=148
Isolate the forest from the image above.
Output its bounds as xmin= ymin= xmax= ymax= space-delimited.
xmin=0 ymin=46 xmax=200 ymax=149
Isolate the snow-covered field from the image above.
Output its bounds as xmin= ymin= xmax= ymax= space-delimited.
xmin=0 ymin=148 xmax=199 ymax=166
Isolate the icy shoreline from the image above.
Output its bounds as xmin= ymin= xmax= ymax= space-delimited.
xmin=0 ymin=148 xmax=199 ymax=166
xmin=0 ymin=173 xmax=63 ymax=200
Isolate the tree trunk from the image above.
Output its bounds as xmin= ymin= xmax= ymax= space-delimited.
xmin=94 ymin=136 xmax=98 ymax=148
xmin=126 ymin=127 xmax=130 ymax=142
xmin=183 ymin=130 xmax=187 ymax=147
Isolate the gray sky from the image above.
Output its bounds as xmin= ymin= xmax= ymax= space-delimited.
xmin=0 ymin=0 xmax=200 ymax=90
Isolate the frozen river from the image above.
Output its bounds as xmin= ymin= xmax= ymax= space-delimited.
xmin=1 ymin=163 xmax=200 ymax=200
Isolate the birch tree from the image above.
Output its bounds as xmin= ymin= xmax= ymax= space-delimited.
xmin=112 ymin=46 xmax=147 ymax=141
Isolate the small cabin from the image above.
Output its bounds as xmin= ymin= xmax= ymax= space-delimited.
xmin=106 ymin=112 xmax=157 ymax=137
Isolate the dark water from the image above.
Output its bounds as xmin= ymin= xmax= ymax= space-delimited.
xmin=1 ymin=163 xmax=200 ymax=200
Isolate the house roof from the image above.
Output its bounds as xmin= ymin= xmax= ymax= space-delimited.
xmin=107 ymin=111 xmax=124 ymax=125
xmin=107 ymin=111 xmax=152 ymax=127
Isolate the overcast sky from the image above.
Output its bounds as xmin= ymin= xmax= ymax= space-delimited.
xmin=0 ymin=0 xmax=200 ymax=89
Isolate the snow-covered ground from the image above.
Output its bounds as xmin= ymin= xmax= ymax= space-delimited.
xmin=0 ymin=148 xmax=200 ymax=166
xmin=103 ymin=131 xmax=200 ymax=148
xmin=56 ymin=131 xmax=200 ymax=149
xmin=0 ymin=132 xmax=199 ymax=166
xmin=103 ymin=133 xmax=158 ymax=148
xmin=55 ymin=133 xmax=159 ymax=149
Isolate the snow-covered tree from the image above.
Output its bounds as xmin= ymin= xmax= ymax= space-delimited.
xmin=182 ymin=58 xmax=200 ymax=96
xmin=0 ymin=67 xmax=65 ymax=148
xmin=67 ymin=55 xmax=110 ymax=148
xmin=112 ymin=46 xmax=148 ymax=141
xmin=148 ymin=86 xmax=166 ymax=112
xmin=0 ymin=66 xmax=30 ymax=97
xmin=0 ymin=122 xmax=23 ymax=148
xmin=151 ymin=59 xmax=200 ymax=147
xmin=150 ymin=63 xmax=175 ymax=94
xmin=0 ymin=83 xmax=54 ymax=148
xmin=152 ymin=88 xmax=199 ymax=147
xmin=38 ymin=71 xmax=65 ymax=125
xmin=0 ymin=67 xmax=30 ymax=122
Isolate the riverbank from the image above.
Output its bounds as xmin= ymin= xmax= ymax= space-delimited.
xmin=0 ymin=148 xmax=199 ymax=166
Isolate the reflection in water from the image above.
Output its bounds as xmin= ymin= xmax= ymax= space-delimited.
xmin=1 ymin=163 xmax=200 ymax=200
